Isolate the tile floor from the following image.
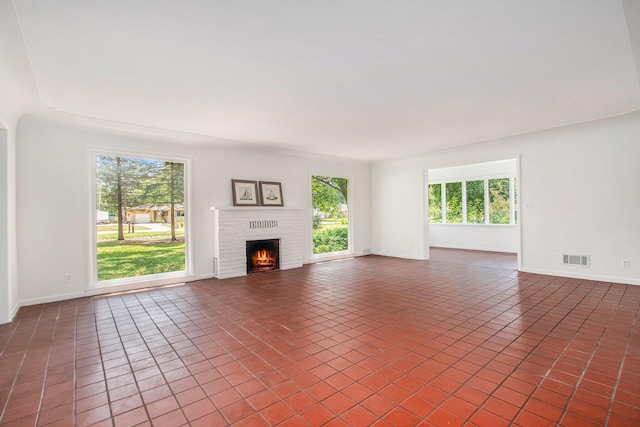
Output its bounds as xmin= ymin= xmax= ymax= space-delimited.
xmin=0 ymin=249 xmax=639 ymax=426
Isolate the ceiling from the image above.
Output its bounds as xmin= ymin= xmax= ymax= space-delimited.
xmin=13 ymin=0 xmax=640 ymax=160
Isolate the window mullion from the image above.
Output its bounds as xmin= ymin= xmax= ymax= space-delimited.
xmin=509 ymin=177 xmax=515 ymax=225
xmin=484 ymin=179 xmax=490 ymax=224
xmin=462 ymin=181 xmax=467 ymax=224
xmin=441 ymin=184 xmax=446 ymax=223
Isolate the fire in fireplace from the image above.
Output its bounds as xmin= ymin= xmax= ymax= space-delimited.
xmin=246 ymin=239 xmax=280 ymax=274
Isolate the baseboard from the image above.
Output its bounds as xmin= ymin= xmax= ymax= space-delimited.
xmin=20 ymin=275 xmax=201 ymax=308
xmin=520 ymin=267 xmax=639 ymax=286
xmin=371 ymin=250 xmax=428 ymax=261
xmin=21 ymin=290 xmax=90 ymax=307
xmin=430 ymin=244 xmax=517 ymax=254
xmin=9 ymin=300 xmax=20 ymax=320
xmin=0 ymin=300 xmax=23 ymax=324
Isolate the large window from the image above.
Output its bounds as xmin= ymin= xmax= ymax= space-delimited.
xmin=95 ymin=154 xmax=187 ymax=282
xmin=429 ymin=176 xmax=516 ymax=225
xmin=312 ymin=176 xmax=350 ymax=255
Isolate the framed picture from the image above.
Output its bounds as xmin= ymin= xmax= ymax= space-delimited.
xmin=232 ymin=180 xmax=259 ymax=206
xmin=259 ymin=181 xmax=284 ymax=206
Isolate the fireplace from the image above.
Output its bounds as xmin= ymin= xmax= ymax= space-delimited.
xmin=246 ymin=239 xmax=280 ymax=274
xmin=211 ymin=207 xmax=303 ymax=279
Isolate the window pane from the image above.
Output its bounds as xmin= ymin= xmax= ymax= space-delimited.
xmin=466 ymin=180 xmax=485 ymax=223
xmin=445 ymin=182 xmax=463 ymax=223
xmin=428 ymin=184 xmax=442 ymax=223
xmin=96 ymin=155 xmax=186 ymax=281
xmin=312 ymin=176 xmax=349 ymax=255
xmin=489 ymin=177 xmax=510 ymax=224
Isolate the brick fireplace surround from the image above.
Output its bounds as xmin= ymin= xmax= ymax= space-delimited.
xmin=211 ymin=207 xmax=304 ymax=279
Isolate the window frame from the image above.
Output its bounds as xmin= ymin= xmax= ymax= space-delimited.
xmin=465 ymin=179 xmax=485 ymax=224
xmin=310 ymin=173 xmax=353 ymax=260
xmin=88 ymin=149 xmax=194 ymax=290
xmin=428 ymin=175 xmax=517 ymax=226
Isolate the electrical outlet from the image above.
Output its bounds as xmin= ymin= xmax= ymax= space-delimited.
xmin=621 ymin=260 xmax=630 ymax=269
xmin=63 ymin=274 xmax=71 ymax=284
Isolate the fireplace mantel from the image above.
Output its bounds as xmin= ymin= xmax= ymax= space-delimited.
xmin=210 ymin=207 xmax=304 ymax=279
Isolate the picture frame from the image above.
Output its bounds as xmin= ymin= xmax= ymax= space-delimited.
xmin=259 ymin=181 xmax=284 ymax=206
xmin=232 ymin=180 xmax=259 ymax=206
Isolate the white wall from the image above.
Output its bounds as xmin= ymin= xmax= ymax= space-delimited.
xmin=0 ymin=0 xmax=41 ymax=323
xmin=428 ymin=159 xmax=516 ymax=182
xmin=0 ymin=128 xmax=8 ymax=322
xmin=16 ymin=112 xmax=371 ymax=305
xmin=372 ymin=110 xmax=640 ymax=285
xmin=429 ymin=225 xmax=517 ymax=253
xmin=370 ymin=162 xmax=428 ymax=260
xmin=428 ymin=159 xmax=518 ymax=253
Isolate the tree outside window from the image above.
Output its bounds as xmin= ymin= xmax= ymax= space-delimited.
xmin=428 ymin=184 xmax=442 ymax=223
xmin=489 ymin=178 xmax=510 ymax=224
xmin=466 ymin=180 xmax=485 ymax=224
xmin=445 ymin=182 xmax=463 ymax=223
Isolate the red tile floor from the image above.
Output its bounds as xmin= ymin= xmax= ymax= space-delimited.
xmin=1 ymin=249 xmax=639 ymax=426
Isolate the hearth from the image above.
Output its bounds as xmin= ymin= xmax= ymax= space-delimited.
xmin=246 ymin=239 xmax=280 ymax=274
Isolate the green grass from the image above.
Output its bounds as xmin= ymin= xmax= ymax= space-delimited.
xmin=97 ymin=229 xmax=184 ymax=241
xmin=97 ymin=224 xmax=152 ymax=232
xmin=97 ymin=240 xmax=185 ymax=281
xmin=318 ymin=220 xmax=348 ymax=230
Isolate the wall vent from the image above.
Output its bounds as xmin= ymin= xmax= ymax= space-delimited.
xmin=249 ymin=220 xmax=278 ymax=229
xmin=563 ymin=254 xmax=590 ymax=267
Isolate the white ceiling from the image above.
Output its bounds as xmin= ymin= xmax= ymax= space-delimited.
xmin=13 ymin=0 xmax=640 ymax=160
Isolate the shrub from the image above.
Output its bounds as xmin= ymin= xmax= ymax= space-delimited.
xmin=312 ymin=214 xmax=323 ymax=230
xmin=313 ymin=228 xmax=348 ymax=254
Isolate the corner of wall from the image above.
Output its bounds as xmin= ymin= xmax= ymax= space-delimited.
xmin=0 ymin=127 xmax=12 ymax=324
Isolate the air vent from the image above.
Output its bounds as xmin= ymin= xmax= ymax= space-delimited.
xmin=249 ymin=220 xmax=278 ymax=229
xmin=563 ymin=254 xmax=590 ymax=267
